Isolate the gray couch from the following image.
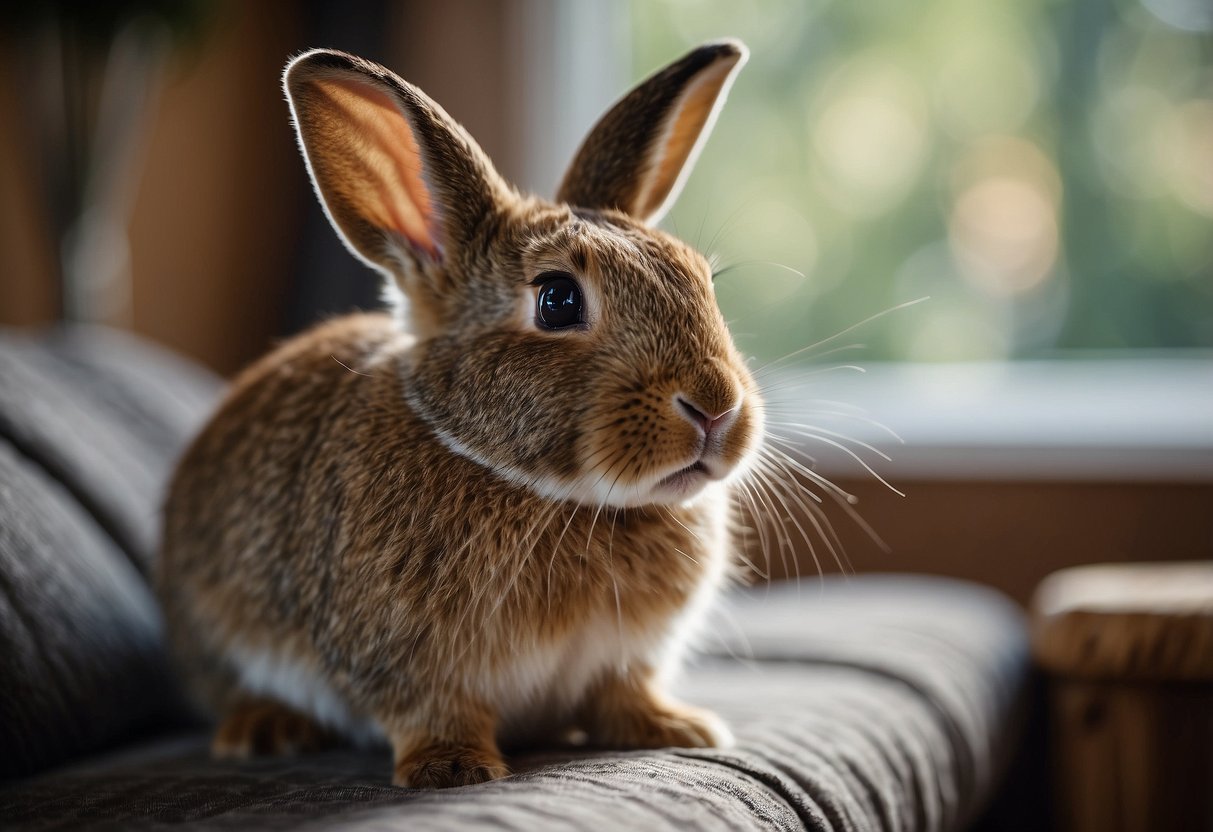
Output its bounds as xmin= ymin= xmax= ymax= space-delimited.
xmin=0 ymin=326 xmax=1036 ymax=830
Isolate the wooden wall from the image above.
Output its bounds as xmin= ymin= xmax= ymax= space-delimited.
xmin=0 ymin=1 xmax=304 ymax=375
xmin=745 ymin=476 xmax=1213 ymax=607
xmin=127 ymin=1 xmax=305 ymax=376
xmin=0 ymin=38 xmax=60 ymax=324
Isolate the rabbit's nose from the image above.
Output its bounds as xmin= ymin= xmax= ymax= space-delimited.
xmin=676 ymin=394 xmax=739 ymax=440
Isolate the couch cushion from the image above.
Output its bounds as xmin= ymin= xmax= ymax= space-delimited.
xmin=0 ymin=577 xmax=1030 ymax=831
xmin=0 ymin=326 xmax=221 ymax=779
xmin=0 ymin=326 xmax=220 ymax=577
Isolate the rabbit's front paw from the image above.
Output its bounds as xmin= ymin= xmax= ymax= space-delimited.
xmin=393 ymin=741 xmax=510 ymax=789
xmin=594 ymin=700 xmax=734 ymax=750
xmin=211 ymin=697 xmax=335 ymax=758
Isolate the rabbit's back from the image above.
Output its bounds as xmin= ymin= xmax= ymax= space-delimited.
xmin=157 ymin=313 xmax=414 ymax=713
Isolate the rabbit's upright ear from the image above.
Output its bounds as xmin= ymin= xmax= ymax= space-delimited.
xmin=284 ymin=50 xmax=509 ymax=280
xmin=556 ymin=40 xmax=747 ymax=225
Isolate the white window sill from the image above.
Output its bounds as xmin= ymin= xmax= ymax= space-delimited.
xmin=768 ymin=356 xmax=1213 ymax=483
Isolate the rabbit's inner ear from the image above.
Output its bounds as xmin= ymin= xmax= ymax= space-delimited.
xmin=640 ymin=61 xmax=741 ymax=217
xmin=556 ymin=40 xmax=747 ymax=226
xmin=288 ymin=68 xmax=441 ymax=271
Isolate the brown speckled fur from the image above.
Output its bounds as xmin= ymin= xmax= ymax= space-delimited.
xmin=158 ymin=40 xmax=759 ymax=788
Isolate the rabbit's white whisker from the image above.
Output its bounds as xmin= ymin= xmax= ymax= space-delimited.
xmin=743 ymin=462 xmax=797 ymax=588
xmin=544 ymin=504 xmax=583 ymax=608
xmin=751 ymin=454 xmax=822 ymax=590
xmin=754 ymin=363 xmax=867 ymax=383
xmin=763 ymin=437 xmax=856 ymax=504
xmin=761 ymin=396 xmax=871 ymax=413
xmin=754 ymin=444 xmax=825 ymax=504
xmin=330 ymin=355 xmax=372 ymax=377
xmin=702 ymin=194 xmax=758 ymax=262
xmin=768 ymin=439 xmax=891 ymax=555
xmin=751 ymin=296 xmax=929 ymax=376
xmin=769 ymin=422 xmax=894 ymax=462
xmin=770 ymin=430 xmax=903 ymax=497
xmin=766 ymin=412 xmax=904 ymax=444
xmin=673 ymin=547 xmax=700 ymax=565
xmin=662 ymin=506 xmax=703 ymax=542
xmin=761 ymin=450 xmax=850 ymax=577
xmin=744 ymin=344 xmax=868 ymax=375
xmin=715 ymin=259 xmax=807 ymax=283
xmin=734 ymin=483 xmax=772 ymax=582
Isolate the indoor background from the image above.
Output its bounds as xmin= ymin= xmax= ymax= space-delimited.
xmin=1 ymin=0 xmax=1209 ymax=605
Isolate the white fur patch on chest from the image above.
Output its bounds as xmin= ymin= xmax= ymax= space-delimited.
xmin=491 ymin=529 xmax=731 ymax=741
xmin=488 ymin=610 xmax=660 ymax=743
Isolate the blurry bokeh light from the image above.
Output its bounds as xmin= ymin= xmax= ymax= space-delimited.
xmin=949 ymin=176 xmax=1059 ymax=298
xmin=811 ymin=56 xmax=930 ymax=217
xmin=1163 ymin=98 xmax=1213 ymax=216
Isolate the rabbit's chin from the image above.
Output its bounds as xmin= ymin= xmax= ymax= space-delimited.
xmin=572 ymin=454 xmax=745 ymax=509
xmin=490 ymin=464 xmax=728 ymax=510
xmin=646 ymin=459 xmax=728 ymax=505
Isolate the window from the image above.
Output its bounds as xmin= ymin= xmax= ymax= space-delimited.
xmin=630 ymin=0 xmax=1213 ymax=364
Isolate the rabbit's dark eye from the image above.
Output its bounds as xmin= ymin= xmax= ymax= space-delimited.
xmin=535 ymin=272 xmax=584 ymax=330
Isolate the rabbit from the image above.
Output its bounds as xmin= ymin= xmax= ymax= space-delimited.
xmin=156 ymin=38 xmax=762 ymax=789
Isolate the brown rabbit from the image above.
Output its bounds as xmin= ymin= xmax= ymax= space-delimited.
xmin=157 ymin=39 xmax=762 ymax=789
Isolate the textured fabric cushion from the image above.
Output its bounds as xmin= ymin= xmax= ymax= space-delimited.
xmin=1 ymin=577 xmax=1030 ymax=831
xmin=0 ymin=326 xmax=221 ymax=778
xmin=0 ymin=326 xmax=220 ymax=576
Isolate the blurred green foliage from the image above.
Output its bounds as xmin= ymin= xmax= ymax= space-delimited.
xmin=632 ymin=0 xmax=1213 ymax=362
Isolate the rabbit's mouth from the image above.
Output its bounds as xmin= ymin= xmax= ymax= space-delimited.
xmin=653 ymin=459 xmax=717 ymax=501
